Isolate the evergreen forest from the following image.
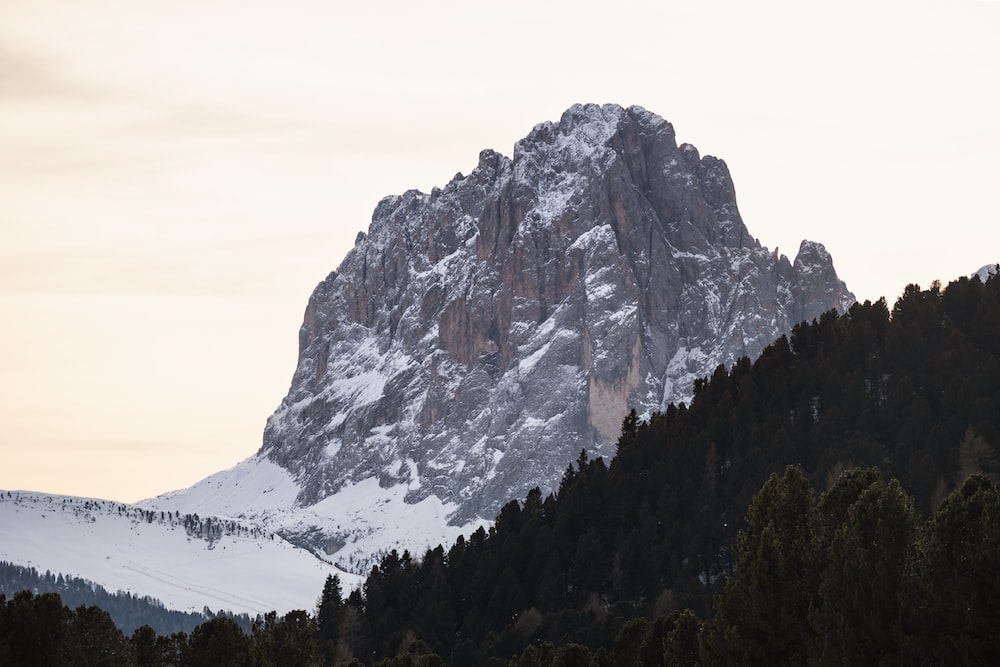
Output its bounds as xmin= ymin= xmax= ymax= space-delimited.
xmin=2 ymin=271 xmax=998 ymax=665
xmin=0 ymin=561 xmax=252 ymax=636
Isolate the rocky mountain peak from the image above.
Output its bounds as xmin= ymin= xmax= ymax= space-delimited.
xmin=269 ymin=103 xmax=852 ymax=520
xmin=164 ymin=104 xmax=854 ymax=569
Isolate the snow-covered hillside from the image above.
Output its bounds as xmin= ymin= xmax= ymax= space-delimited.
xmin=0 ymin=459 xmax=485 ymax=617
xmin=0 ymin=490 xmax=359 ymax=616
xmin=142 ymin=454 xmax=486 ymax=576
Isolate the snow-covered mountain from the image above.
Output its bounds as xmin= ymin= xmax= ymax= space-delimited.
xmin=147 ymin=103 xmax=854 ymax=576
xmin=975 ymin=264 xmax=999 ymax=283
xmin=0 ymin=490 xmax=358 ymax=616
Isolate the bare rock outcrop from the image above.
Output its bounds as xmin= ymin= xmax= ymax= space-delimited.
xmin=262 ymin=104 xmax=855 ymax=525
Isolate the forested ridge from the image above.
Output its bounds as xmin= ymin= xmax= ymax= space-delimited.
xmin=2 ymin=270 xmax=998 ymax=665
xmin=0 ymin=561 xmax=252 ymax=635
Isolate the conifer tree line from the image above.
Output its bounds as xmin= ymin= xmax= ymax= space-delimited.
xmin=2 ymin=469 xmax=996 ymax=665
xmin=0 ymin=561 xmax=252 ymax=636
xmin=1 ymin=270 xmax=998 ymax=664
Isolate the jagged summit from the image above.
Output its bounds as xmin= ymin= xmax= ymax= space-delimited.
xmin=152 ymin=104 xmax=854 ymax=570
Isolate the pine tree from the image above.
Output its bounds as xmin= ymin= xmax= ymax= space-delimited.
xmin=551 ymin=642 xmax=597 ymax=667
xmin=700 ymin=466 xmax=817 ymax=665
xmin=132 ymin=624 xmax=168 ymax=667
xmin=316 ymin=574 xmax=343 ymax=648
xmin=183 ymin=616 xmax=251 ymax=667
xmin=2 ymin=591 xmax=70 ymax=666
xmin=252 ymin=609 xmax=319 ymax=667
xmin=909 ymin=474 xmax=1000 ymax=664
xmin=662 ymin=609 xmax=701 ymax=667
xmin=812 ymin=478 xmax=917 ymax=664
xmin=66 ymin=604 xmax=133 ymax=666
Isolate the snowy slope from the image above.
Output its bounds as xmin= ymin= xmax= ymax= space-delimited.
xmin=0 ymin=489 xmax=360 ymax=616
xmin=143 ymin=454 xmax=486 ymax=576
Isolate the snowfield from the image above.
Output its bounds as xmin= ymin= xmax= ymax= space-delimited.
xmin=0 ymin=489 xmax=359 ymax=616
xmin=1 ymin=455 xmax=486 ymax=619
xmin=141 ymin=453 xmax=487 ymax=579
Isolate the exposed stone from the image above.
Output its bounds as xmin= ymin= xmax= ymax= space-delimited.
xmin=261 ymin=103 xmax=855 ymax=526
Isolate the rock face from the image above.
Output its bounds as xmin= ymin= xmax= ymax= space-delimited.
xmin=262 ymin=103 xmax=854 ymax=526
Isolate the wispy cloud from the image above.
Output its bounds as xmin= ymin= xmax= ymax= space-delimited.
xmin=0 ymin=44 xmax=97 ymax=100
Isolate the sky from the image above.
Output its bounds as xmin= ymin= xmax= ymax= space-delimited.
xmin=1 ymin=0 xmax=998 ymax=503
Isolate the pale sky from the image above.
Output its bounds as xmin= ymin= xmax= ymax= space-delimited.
xmin=2 ymin=0 xmax=998 ymax=503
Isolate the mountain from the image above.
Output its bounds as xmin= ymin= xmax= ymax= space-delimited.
xmin=148 ymin=103 xmax=853 ymax=573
